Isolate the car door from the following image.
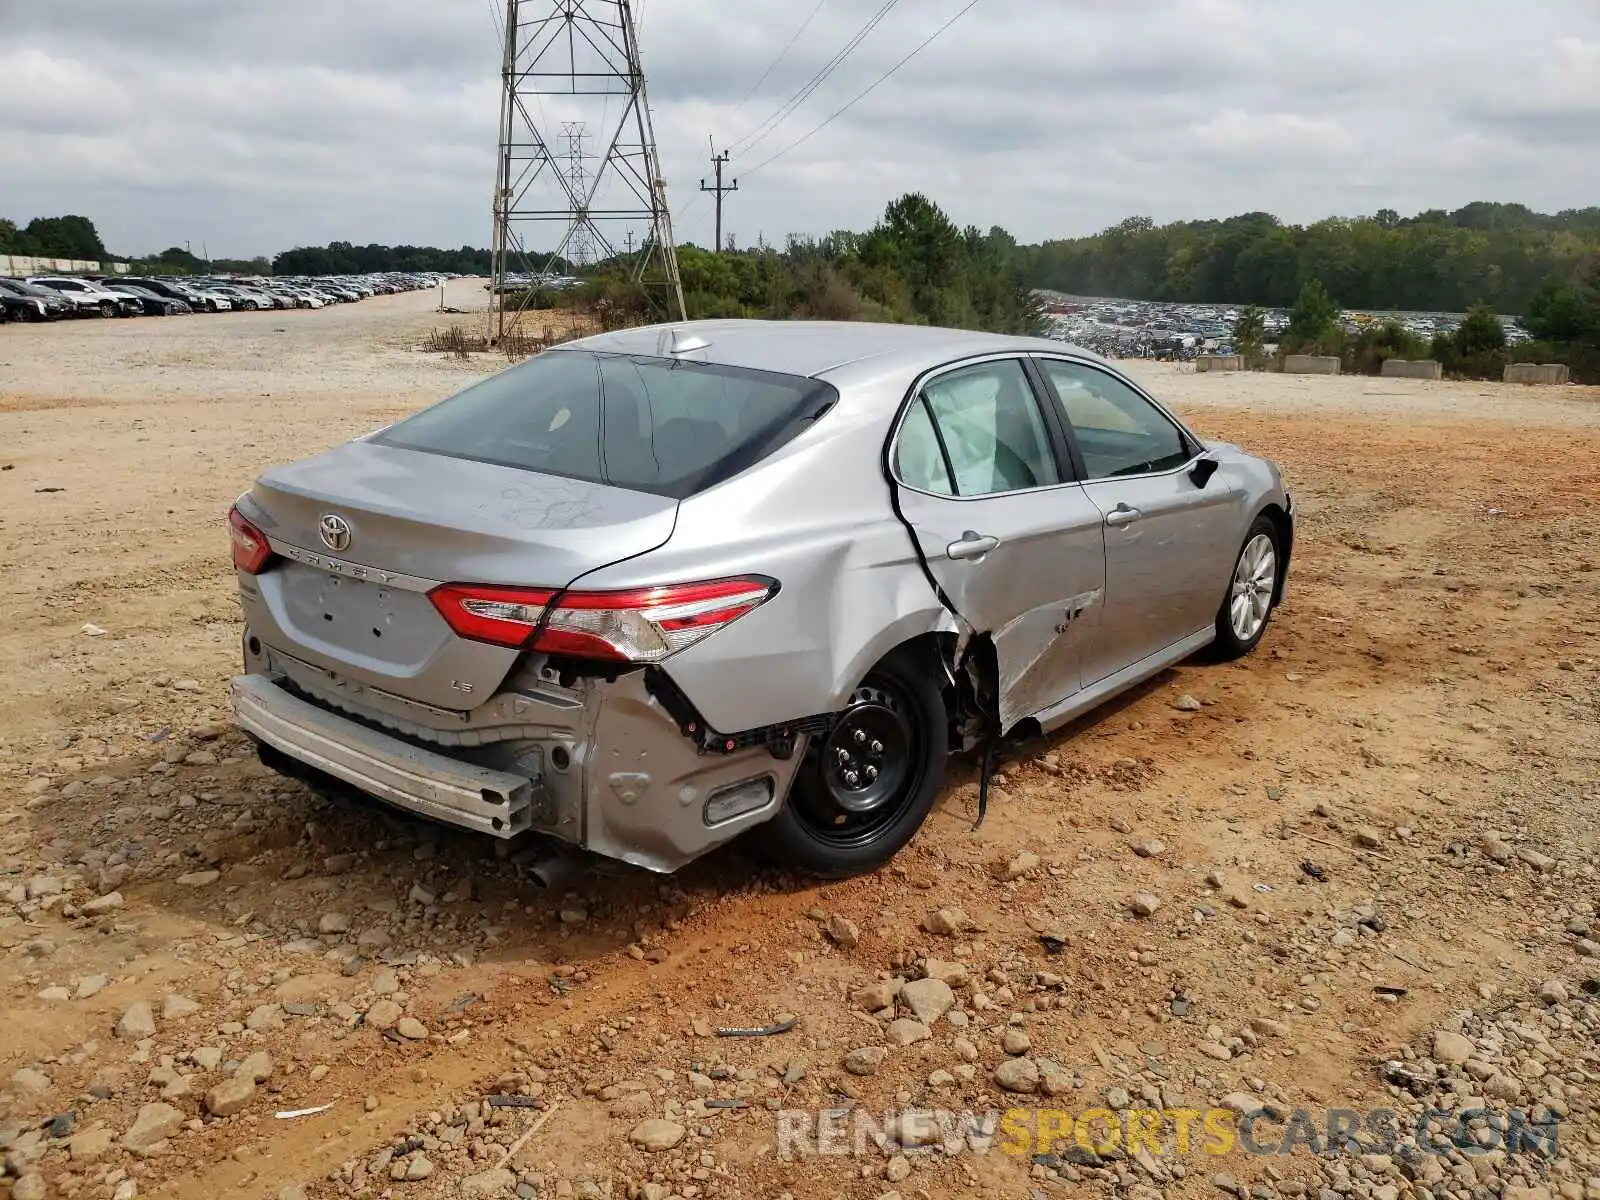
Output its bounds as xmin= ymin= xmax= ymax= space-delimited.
xmin=1034 ymin=356 xmax=1242 ymax=685
xmin=890 ymin=355 xmax=1107 ymax=732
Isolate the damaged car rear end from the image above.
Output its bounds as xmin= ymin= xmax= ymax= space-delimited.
xmin=230 ymin=320 xmax=1292 ymax=877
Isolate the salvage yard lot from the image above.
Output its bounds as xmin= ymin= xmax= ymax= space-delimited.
xmin=2 ymin=279 xmax=1599 ymax=1200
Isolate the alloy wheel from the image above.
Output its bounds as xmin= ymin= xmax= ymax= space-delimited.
xmin=1229 ymin=531 xmax=1277 ymax=642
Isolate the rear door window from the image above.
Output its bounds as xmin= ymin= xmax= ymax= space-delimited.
xmin=374 ymin=349 xmax=836 ymax=499
xmin=896 ymin=358 xmax=1062 ymax=496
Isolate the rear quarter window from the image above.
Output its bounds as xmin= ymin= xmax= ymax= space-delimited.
xmin=373 ymin=349 xmax=837 ymax=499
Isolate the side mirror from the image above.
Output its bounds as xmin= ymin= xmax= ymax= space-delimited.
xmin=1189 ymin=453 xmax=1219 ymax=489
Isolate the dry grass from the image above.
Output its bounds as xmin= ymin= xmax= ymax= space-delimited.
xmin=421 ymin=315 xmax=598 ymax=361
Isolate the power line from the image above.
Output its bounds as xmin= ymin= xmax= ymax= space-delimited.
xmin=730 ymin=0 xmax=896 ymax=155
xmin=728 ymin=0 xmax=900 ymax=158
xmin=743 ymin=0 xmax=984 ymax=179
xmin=726 ymin=0 xmax=829 ymax=122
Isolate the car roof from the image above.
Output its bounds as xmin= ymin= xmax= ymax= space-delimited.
xmin=562 ymin=319 xmax=1107 ymax=382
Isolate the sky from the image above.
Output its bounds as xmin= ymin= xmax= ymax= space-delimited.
xmin=2 ymin=0 xmax=1597 ymax=259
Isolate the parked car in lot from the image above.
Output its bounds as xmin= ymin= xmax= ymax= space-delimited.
xmin=107 ymin=283 xmax=192 ymax=316
xmin=115 ymin=277 xmax=219 ymax=312
xmin=27 ymin=275 xmax=142 ymax=318
xmin=183 ymin=283 xmax=234 ymax=312
xmin=207 ymin=284 xmax=273 ymax=311
xmin=0 ymin=277 xmax=72 ymax=321
xmin=228 ymin=320 xmax=1293 ymax=878
xmin=0 ymin=289 xmax=46 ymax=323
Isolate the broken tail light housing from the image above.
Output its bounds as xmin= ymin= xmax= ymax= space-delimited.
xmin=229 ymin=505 xmax=275 ymax=574
xmin=429 ymin=576 xmax=777 ymax=663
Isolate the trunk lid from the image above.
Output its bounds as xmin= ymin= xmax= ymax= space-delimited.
xmin=241 ymin=440 xmax=677 ymax=711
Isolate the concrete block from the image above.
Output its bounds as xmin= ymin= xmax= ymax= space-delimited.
xmin=2 ymin=254 xmax=115 ymax=278
xmin=1195 ymin=355 xmax=1243 ymax=373
xmin=1380 ymin=359 xmax=1443 ymax=380
xmin=1284 ymin=355 xmax=1341 ymax=375
xmin=1503 ymin=362 xmax=1570 ymax=385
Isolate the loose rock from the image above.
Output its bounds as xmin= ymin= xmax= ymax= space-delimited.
xmin=365 ymin=999 xmax=404 ymax=1029
xmin=318 ymin=912 xmax=351 ymax=935
xmin=205 ymin=1075 xmax=257 ymax=1118
xmin=121 ymin=1102 xmax=185 ymax=1152
xmin=825 ymin=914 xmax=860 ymax=948
xmin=629 ymin=1119 xmax=686 ymax=1152
xmin=899 ymin=978 xmax=955 ymax=1025
xmin=1129 ymin=892 xmax=1162 ymax=917
xmin=922 ymin=907 xmax=968 ymax=936
xmin=852 ymin=979 xmax=901 ymax=1011
xmin=461 ymin=1168 xmax=518 ymax=1198
xmin=116 ymin=1001 xmax=156 ymax=1040
xmin=844 ymin=1047 xmax=887 ymax=1076
xmin=1432 ymin=1030 xmax=1474 ymax=1065
xmin=993 ymin=1057 xmax=1039 ymax=1093
xmin=885 ymin=1018 xmax=931 ymax=1047
xmin=995 ymin=850 xmax=1040 ymax=881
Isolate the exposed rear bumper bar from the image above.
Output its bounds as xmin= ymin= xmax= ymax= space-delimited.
xmin=230 ymin=674 xmax=536 ymax=838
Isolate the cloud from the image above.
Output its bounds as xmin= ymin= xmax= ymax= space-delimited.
xmin=1 ymin=0 xmax=1596 ymax=257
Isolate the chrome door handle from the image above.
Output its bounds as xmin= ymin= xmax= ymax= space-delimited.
xmin=946 ymin=531 xmax=1000 ymax=561
xmin=1104 ymin=504 xmax=1142 ymax=527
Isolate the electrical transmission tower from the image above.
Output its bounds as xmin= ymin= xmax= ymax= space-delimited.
xmin=490 ymin=0 xmax=685 ymax=342
xmin=561 ymin=121 xmax=594 ymax=268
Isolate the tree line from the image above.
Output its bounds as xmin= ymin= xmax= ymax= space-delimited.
xmin=0 ymin=215 xmax=109 ymax=261
xmin=670 ymin=194 xmax=1040 ymax=333
xmin=7 ymin=200 xmax=1597 ymax=380
xmin=1020 ymin=202 xmax=1600 ymax=315
xmin=271 ymin=242 xmax=495 ymax=276
xmin=512 ymin=194 xmax=1041 ymax=338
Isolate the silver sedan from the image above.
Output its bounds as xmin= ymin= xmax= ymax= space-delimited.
xmin=228 ymin=321 xmax=1293 ymax=878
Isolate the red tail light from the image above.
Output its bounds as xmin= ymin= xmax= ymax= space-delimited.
xmin=429 ymin=577 xmax=776 ymax=663
xmin=428 ymin=584 xmax=555 ymax=647
xmin=229 ymin=506 xmax=274 ymax=574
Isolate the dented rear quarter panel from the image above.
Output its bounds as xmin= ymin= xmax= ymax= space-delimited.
xmin=565 ymin=366 xmax=956 ymax=736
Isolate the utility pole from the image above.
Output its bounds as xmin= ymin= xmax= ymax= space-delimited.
xmin=700 ymin=147 xmax=737 ymax=254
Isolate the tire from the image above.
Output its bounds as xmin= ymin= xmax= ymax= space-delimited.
xmin=756 ymin=646 xmax=948 ymax=878
xmin=1211 ymin=515 xmax=1281 ymax=659
xmin=98 ymin=300 xmax=117 ymax=318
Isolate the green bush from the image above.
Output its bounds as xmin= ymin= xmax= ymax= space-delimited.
xmin=1455 ymin=302 xmax=1507 ymax=355
xmin=1232 ymin=305 xmax=1267 ymax=366
xmin=1345 ymin=320 xmax=1430 ymax=375
xmin=1282 ymin=278 xmax=1342 ymax=354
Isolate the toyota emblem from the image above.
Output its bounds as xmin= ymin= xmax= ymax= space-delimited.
xmin=318 ymin=513 xmax=352 ymax=552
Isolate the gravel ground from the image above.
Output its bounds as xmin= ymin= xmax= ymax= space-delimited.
xmin=2 ymin=288 xmax=1599 ymax=1200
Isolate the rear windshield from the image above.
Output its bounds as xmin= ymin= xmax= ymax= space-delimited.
xmin=373 ymin=348 xmax=838 ymax=499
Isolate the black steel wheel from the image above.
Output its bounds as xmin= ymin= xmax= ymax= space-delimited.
xmin=756 ymin=646 xmax=947 ymax=877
